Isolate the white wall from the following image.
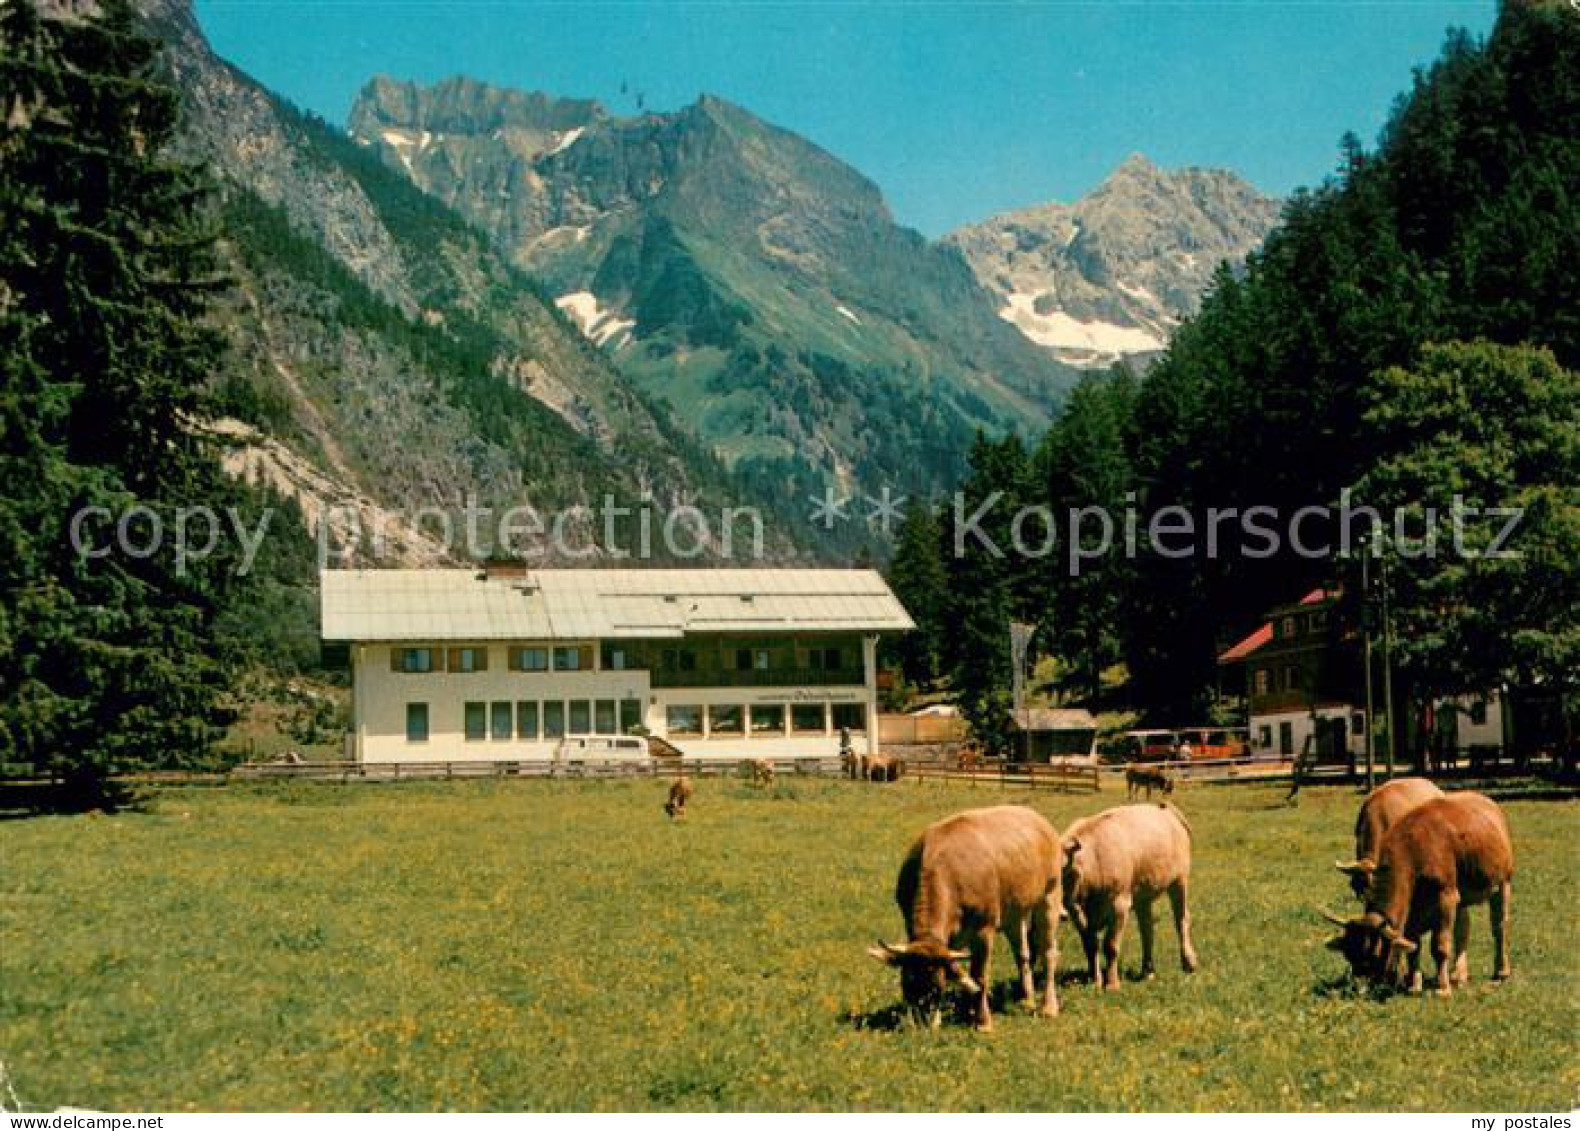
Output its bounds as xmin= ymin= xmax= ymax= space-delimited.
xmin=353 ymin=643 xmax=875 ymax=763
xmin=1250 ymin=705 xmax=1367 ymax=761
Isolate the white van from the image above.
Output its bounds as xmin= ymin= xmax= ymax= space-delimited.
xmin=554 ymin=735 xmax=651 ymax=763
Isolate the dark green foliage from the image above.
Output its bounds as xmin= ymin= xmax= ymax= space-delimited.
xmin=1118 ymin=1 xmax=1579 ymax=716
xmin=1351 ymin=341 xmax=1578 ymax=742
xmin=0 ymin=0 xmax=238 ymax=801
xmin=883 ymin=504 xmax=948 ymax=685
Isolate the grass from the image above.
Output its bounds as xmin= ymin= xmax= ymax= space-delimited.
xmin=0 ymin=778 xmax=1575 ymax=1111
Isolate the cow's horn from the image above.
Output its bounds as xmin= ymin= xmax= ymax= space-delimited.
xmin=866 ymin=940 xmax=907 ymax=963
xmin=1318 ymin=908 xmax=1349 ymax=927
xmin=946 ymin=948 xmax=972 ymax=961
xmin=1334 ymin=859 xmax=1371 ymax=875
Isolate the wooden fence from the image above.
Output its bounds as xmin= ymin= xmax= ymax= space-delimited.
xmin=232 ymin=756 xmax=845 ymax=783
xmin=907 ymin=760 xmax=1102 ymax=794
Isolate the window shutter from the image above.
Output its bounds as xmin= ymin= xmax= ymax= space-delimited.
xmin=390 ymin=648 xmax=403 ymax=672
xmin=580 ymin=645 xmax=593 ymax=671
xmin=477 ymin=648 xmax=489 ymax=673
xmin=448 ymin=648 xmax=463 ymax=673
xmin=507 ymin=648 xmax=520 ymax=672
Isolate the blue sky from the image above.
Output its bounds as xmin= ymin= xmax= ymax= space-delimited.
xmin=193 ymin=0 xmax=1497 ymax=237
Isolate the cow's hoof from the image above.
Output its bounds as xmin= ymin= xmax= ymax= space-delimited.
xmin=1492 ymin=970 xmax=1511 ymax=983
xmin=975 ymin=1018 xmax=995 ymax=1033
xmin=1038 ymin=1003 xmax=1060 ymax=1019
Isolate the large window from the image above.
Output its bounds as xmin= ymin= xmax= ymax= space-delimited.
xmin=511 ymin=647 xmax=549 ymax=672
xmin=750 ymin=704 xmax=785 ymax=735
xmin=708 ymin=704 xmax=744 ymax=736
xmin=569 ymin=699 xmax=592 ymax=734
xmin=620 ymin=699 xmax=644 ymax=734
xmin=553 ymin=646 xmax=586 ymax=672
xmin=464 ymin=702 xmax=487 ymax=742
xmin=406 ymin=703 xmax=429 ymax=743
xmin=1253 ymin=669 xmax=1271 ymax=695
xmin=543 ymin=701 xmax=566 ymax=739
xmin=735 ymin=648 xmax=770 ymax=672
xmin=832 ymin=703 xmax=867 ymax=733
xmin=808 ymin=646 xmax=843 ymax=671
xmin=517 ymin=701 xmax=539 ymax=741
xmin=491 ymin=702 xmax=513 ymax=741
xmin=792 ymin=703 xmax=826 ymax=734
xmin=451 ymin=647 xmax=488 ymax=673
xmin=662 ymin=649 xmax=698 ymax=673
xmin=395 ymin=648 xmax=436 ymax=673
xmin=603 ymin=646 xmax=645 ymax=671
xmin=667 ymin=704 xmax=703 ymax=736
xmin=595 ymin=699 xmax=617 ymax=734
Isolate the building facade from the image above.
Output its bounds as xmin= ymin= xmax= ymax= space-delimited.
xmin=322 ymin=567 xmax=913 ymax=763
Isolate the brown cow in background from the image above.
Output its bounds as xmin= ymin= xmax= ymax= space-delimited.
xmin=664 ymin=776 xmax=694 ymax=819
xmin=1323 ymin=792 xmax=1513 ymax=996
xmin=869 ymin=805 xmax=1062 ymax=1030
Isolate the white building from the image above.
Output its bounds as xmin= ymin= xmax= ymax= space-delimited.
xmin=321 ymin=566 xmax=914 ymax=763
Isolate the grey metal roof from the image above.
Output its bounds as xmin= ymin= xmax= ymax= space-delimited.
xmin=1010 ymin=708 xmax=1099 ymax=732
xmin=320 ymin=568 xmax=915 ymax=642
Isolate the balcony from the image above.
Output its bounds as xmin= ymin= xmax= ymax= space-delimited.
xmin=649 ymin=666 xmax=865 ymax=689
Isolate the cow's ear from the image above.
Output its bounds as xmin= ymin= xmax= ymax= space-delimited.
xmin=1063 ymin=837 xmax=1081 ymax=857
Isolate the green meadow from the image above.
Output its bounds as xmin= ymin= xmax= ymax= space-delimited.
xmin=1 ymin=778 xmax=1574 ymax=1112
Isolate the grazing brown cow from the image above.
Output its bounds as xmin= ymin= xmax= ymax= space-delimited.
xmin=868 ymin=805 xmax=1062 ymax=1030
xmin=664 ymin=776 xmax=694 ymax=819
xmin=1336 ymin=777 xmax=1444 ymax=897
xmin=1125 ymin=763 xmax=1174 ymax=800
xmin=1323 ymin=792 xmax=1513 ymax=996
xmin=1062 ymin=803 xmax=1198 ymax=990
xmin=739 ymin=758 xmax=775 ymax=787
xmin=865 ymin=754 xmax=905 ymax=782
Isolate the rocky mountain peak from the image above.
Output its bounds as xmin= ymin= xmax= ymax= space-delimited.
xmin=948 ymin=157 xmax=1281 ymax=368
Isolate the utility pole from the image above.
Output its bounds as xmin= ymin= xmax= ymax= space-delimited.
xmin=1376 ymin=531 xmax=1399 ymax=779
xmin=1361 ymin=549 xmax=1377 ymax=792
xmin=1010 ymin=621 xmax=1036 ymax=715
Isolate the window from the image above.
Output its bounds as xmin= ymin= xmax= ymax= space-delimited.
xmin=751 ymin=704 xmax=785 ymax=735
xmin=395 ymin=648 xmax=436 ymax=673
xmin=464 ymin=702 xmax=487 ymax=742
xmin=511 ymin=647 xmax=548 ymax=672
xmin=517 ymin=701 xmax=539 ymax=741
xmin=569 ymin=700 xmax=592 ymax=734
xmin=406 ymin=703 xmax=429 ymax=743
xmin=553 ymin=646 xmax=584 ymax=672
xmin=735 ymin=648 xmax=770 ymax=672
xmin=1351 ymin=712 xmax=1367 ymax=736
xmin=792 ymin=703 xmax=826 ymax=734
xmin=491 ymin=702 xmax=513 ymax=741
xmin=1257 ymin=724 xmax=1273 ymax=749
xmin=1253 ymin=669 xmax=1271 ymax=695
xmin=667 ymin=704 xmax=703 ymax=736
xmin=1278 ymin=721 xmax=1294 ymax=756
xmin=1469 ymin=700 xmax=1488 ymax=726
xmin=603 ymin=646 xmax=630 ymax=671
xmin=595 ymin=699 xmax=617 ymax=734
xmin=620 ymin=699 xmax=643 ymax=734
xmin=663 ymin=649 xmax=698 ymax=672
xmin=808 ymin=646 xmax=843 ymax=670
xmin=709 ymin=704 xmax=744 ymax=736
xmin=1283 ymin=666 xmax=1301 ymax=691
xmin=543 ymin=701 xmax=566 ymax=739
xmin=832 ymin=703 xmax=867 ymax=733
xmin=1281 ymin=617 xmax=1297 ymax=639
xmin=450 ymin=647 xmax=488 ymax=673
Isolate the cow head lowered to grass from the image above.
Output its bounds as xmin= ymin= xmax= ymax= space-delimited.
xmin=865 ymin=939 xmax=980 ymax=1028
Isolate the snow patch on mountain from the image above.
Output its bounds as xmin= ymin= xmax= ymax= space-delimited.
xmin=556 ymin=291 xmax=635 ymax=348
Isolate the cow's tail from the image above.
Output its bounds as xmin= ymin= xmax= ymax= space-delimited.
xmin=1160 ymin=800 xmax=1192 ymax=841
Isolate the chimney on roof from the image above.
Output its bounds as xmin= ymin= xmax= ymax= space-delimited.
xmin=482 ymin=559 xmax=532 ymax=581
